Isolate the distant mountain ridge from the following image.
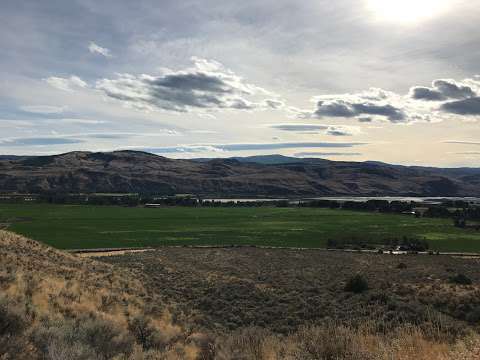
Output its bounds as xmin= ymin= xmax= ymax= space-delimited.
xmin=0 ymin=151 xmax=479 ymax=196
xmin=193 ymin=154 xmax=331 ymax=165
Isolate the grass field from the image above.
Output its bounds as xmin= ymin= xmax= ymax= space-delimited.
xmin=1 ymin=204 xmax=480 ymax=251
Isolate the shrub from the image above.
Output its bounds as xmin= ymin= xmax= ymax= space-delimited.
xmin=32 ymin=317 xmax=134 ymax=360
xmin=46 ymin=340 xmax=97 ymax=360
xmin=0 ymin=298 xmax=28 ymax=358
xmin=450 ymin=274 xmax=472 ymax=285
xmin=128 ymin=315 xmax=166 ymax=350
xmin=466 ymin=308 xmax=480 ymax=324
xmin=290 ymin=324 xmax=371 ymax=360
xmin=344 ymin=274 xmax=369 ymax=294
xmin=79 ymin=318 xmax=134 ymax=359
xmin=0 ymin=298 xmax=26 ymax=337
xmin=397 ymin=262 xmax=407 ymax=269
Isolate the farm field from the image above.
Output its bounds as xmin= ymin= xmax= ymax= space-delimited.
xmin=1 ymin=203 xmax=480 ymax=251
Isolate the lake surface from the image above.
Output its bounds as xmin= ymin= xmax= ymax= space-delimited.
xmin=204 ymin=197 xmax=480 ymax=204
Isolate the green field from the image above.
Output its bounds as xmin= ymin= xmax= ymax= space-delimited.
xmin=1 ymin=204 xmax=480 ymax=252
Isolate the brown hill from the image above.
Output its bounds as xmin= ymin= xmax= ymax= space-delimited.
xmin=2 ymin=230 xmax=480 ymax=359
xmin=0 ymin=150 xmax=479 ymax=196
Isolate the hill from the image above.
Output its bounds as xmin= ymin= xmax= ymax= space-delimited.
xmin=0 ymin=150 xmax=479 ymax=196
xmin=0 ymin=230 xmax=194 ymax=359
xmin=2 ymin=230 xmax=480 ymax=359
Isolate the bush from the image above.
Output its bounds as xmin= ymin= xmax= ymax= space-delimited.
xmin=0 ymin=298 xmax=28 ymax=358
xmin=79 ymin=318 xmax=134 ymax=359
xmin=0 ymin=298 xmax=26 ymax=337
xmin=344 ymin=274 xmax=369 ymax=294
xmin=450 ymin=274 xmax=472 ymax=285
xmin=466 ymin=308 xmax=480 ymax=324
xmin=397 ymin=263 xmax=407 ymax=269
xmin=128 ymin=315 xmax=166 ymax=350
xmin=32 ymin=317 xmax=134 ymax=360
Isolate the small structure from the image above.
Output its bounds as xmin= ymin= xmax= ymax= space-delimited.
xmin=145 ymin=203 xmax=162 ymax=208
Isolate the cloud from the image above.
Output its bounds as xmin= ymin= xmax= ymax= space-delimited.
xmin=80 ymin=133 xmax=129 ymax=139
xmin=0 ymin=137 xmax=84 ymax=146
xmin=314 ymin=100 xmax=405 ymax=122
xmin=45 ymin=76 xmax=87 ymax=92
xmin=304 ymin=88 xmax=407 ymax=123
xmin=136 ymin=141 xmax=367 ymax=154
xmin=326 ymin=129 xmax=351 ymax=136
xmin=88 ymin=42 xmax=112 ymax=57
xmin=410 ymin=87 xmax=446 ymax=101
xmin=455 ymin=151 xmax=480 ymax=155
xmin=294 ymin=152 xmax=362 ymax=157
xmin=301 ymin=76 xmax=480 ymax=123
xmin=440 ymin=97 xmax=480 ymax=115
xmin=263 ymin=99 xmax=285 ymax=109
xmin=444 ymin=140 xmax=480 ymax=146
xmin=358 ymin=117 xmax=372 ymax=123
xmin=56 ymin=118 xmax=108 ymax=125
xmin=74 ymin=130 xmax=179 ymax=139
xmin=270 ymin=124 xmax=329 ymax=132
xmin=218 ymin=142 xmax=366 ymax=151
xmin=410 ymin=79 xmax=477 ymax=101
xmin=270 ymin=123 xmax=360 ymax=136
xmin=20 ymin=105 xmax=66 ymax=114
xmin=95 ymin=57 xmax=280 ymax=113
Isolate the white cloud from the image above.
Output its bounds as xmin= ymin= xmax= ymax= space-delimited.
xmin=20 ymin=105 xmax=66 ymax=114
xmin=45 ymin=76 xmax=87 ymax=92
xmin=88 ymin=41 xmax=113 ymax=57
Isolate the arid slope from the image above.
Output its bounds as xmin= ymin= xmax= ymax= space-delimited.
xmin=0 ymin=151 xmax=479 ymax=196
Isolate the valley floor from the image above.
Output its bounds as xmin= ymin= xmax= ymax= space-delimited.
xmin=2 ymin=203 xmax=480 ymax=252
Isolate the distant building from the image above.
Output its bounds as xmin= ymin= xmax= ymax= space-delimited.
xmin=145 ymin=203 xmax=162 ymax=208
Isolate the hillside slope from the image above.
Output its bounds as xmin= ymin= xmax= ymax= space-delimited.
xmin=0 ymin=150 xmax=479 ymax=196
xmin=2 ymin=231 xmax=480 ymax=359
xmin=0 ymin=230 xmax=196 ymax=359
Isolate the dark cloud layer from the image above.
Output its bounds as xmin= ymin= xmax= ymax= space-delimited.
xmin=305 ymin=77 xmax=480 ymax=123
xmin=441 ymin=97 xmax=480 ymax=115
xmin=271 ymin=124 xmax=329 ymax=132
xmin=314 ymin=100 xmax=405 ymax=122
xmin=96 ymin=58 xmax=278 ymax=112
xmin=270 ymin=124 xmax=358 ymax=136
xmin=411 ymin=79 xmax=477 ymax=101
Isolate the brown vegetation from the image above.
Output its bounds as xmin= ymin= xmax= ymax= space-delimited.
xmin=0 ymin=230 xmax=195 ymax=359
xmin=2 ymin=230 xmax=480 ymax=359
xmin=103 ymin=247 xmax=480 ymax=336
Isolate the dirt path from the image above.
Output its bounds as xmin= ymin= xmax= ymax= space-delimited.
xmin=70 ymin=247 xmax=154 ymax=257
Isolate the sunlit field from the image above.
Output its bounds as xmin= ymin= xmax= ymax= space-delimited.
xmin=1 ymin=204 xmax=479 ymax=251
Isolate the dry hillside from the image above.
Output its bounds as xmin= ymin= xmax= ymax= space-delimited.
xmin=1 ymin=151 xmax=479 ymax=196
xmin=1 ymin=230 xmax=480 ymax=359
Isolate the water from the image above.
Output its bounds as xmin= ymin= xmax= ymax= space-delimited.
xmin=203 ymin=197 xmax=480 ymax=204
xmin=309 ymin=196 xmax=480 ymax=204
xmin=202 ymin=198 xmax=287 ymax=203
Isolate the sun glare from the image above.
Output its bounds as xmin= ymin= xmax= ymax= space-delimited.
xmin=367 ymin=0 xmax=450 ymax=24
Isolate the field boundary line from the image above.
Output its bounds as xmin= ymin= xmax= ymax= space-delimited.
xmin=68 ymin=244 xmax=480 ymax=258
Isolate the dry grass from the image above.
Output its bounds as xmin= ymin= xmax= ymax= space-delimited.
xmin=0 ymin=230 xmax=194 ymax=359
xmin=214 ymin=324 xmax=480 ymax=360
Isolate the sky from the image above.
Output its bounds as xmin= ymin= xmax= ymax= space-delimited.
xmin=1 ymin=0 xmax=479 ymax=167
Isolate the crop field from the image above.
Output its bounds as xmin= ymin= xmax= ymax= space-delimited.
xmin=1 ymin=203 xmax=480 ymax=251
